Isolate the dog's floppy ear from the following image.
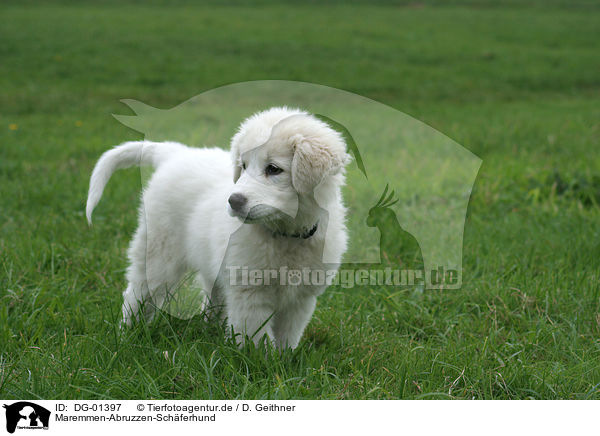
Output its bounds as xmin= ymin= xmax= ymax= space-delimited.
xmin=233 ymin=158 xmax=242 ymax=183
xmin=230 ymin=131 xmax=243 ymax=182
xmin=291 ymin=132 xmax=351 ymax=194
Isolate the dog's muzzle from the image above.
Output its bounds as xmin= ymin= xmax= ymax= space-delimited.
xmin=228 ymin=193 xmax=247 ymax=213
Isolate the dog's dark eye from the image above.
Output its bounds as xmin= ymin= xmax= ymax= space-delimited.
xmin=265 ymin=164 xmax=283 ymax=176
xmin=242 ymin=162 xmax=247 ymax=170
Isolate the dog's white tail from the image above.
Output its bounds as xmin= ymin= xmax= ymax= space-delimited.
xmin=86 ymin=141 xmax=184 ymax=224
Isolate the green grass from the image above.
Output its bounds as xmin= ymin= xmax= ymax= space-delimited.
xmin=1 ymin=1 xmax=600 ymax=399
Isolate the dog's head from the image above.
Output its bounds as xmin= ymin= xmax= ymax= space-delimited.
xmin=228 ymin=107 xmax=351 ymax=232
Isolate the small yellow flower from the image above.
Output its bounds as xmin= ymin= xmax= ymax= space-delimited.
xmin=75 ymin=120 xmax=83 ymax=127
xmin=9 ymin=123 xmax=18 ymax=130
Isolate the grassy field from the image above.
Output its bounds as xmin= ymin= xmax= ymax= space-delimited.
xmin=1 ymin=1 xmax=600 ymax=399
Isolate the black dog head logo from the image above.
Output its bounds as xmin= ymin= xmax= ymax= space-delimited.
xmin=3 ymin=402 xmax=50 ymax=434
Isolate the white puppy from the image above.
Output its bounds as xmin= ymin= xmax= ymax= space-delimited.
xmin=86 ymin=107 xmax=350 ymax=349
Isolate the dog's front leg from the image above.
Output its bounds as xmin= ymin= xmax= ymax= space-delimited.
xmin=272 ymin=295 xmax=317 ymax=349
xmin=225 ymin=289 xmax=276 ymax=347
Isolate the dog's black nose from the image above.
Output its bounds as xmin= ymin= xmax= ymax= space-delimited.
xmin=228 ymin=193 xmax=247 ymax=211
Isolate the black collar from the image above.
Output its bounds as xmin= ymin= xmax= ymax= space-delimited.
xmin=272 ymin=222 xmax=318 ymax=239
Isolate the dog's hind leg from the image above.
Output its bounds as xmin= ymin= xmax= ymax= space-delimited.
xmin=121 ymin=222 xmax=153 ymax=326
xmin=121 ymin=213 xmax=187 ymax=326
xmin=121 ymin=283 xmax=150 ymax=326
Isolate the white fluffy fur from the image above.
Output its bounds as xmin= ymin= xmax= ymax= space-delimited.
xmin=86 ymin=107 xmax=350 ymax=349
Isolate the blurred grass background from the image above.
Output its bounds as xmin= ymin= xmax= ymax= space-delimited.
xmin=1 ymin=0 xmax=599 ymax=399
